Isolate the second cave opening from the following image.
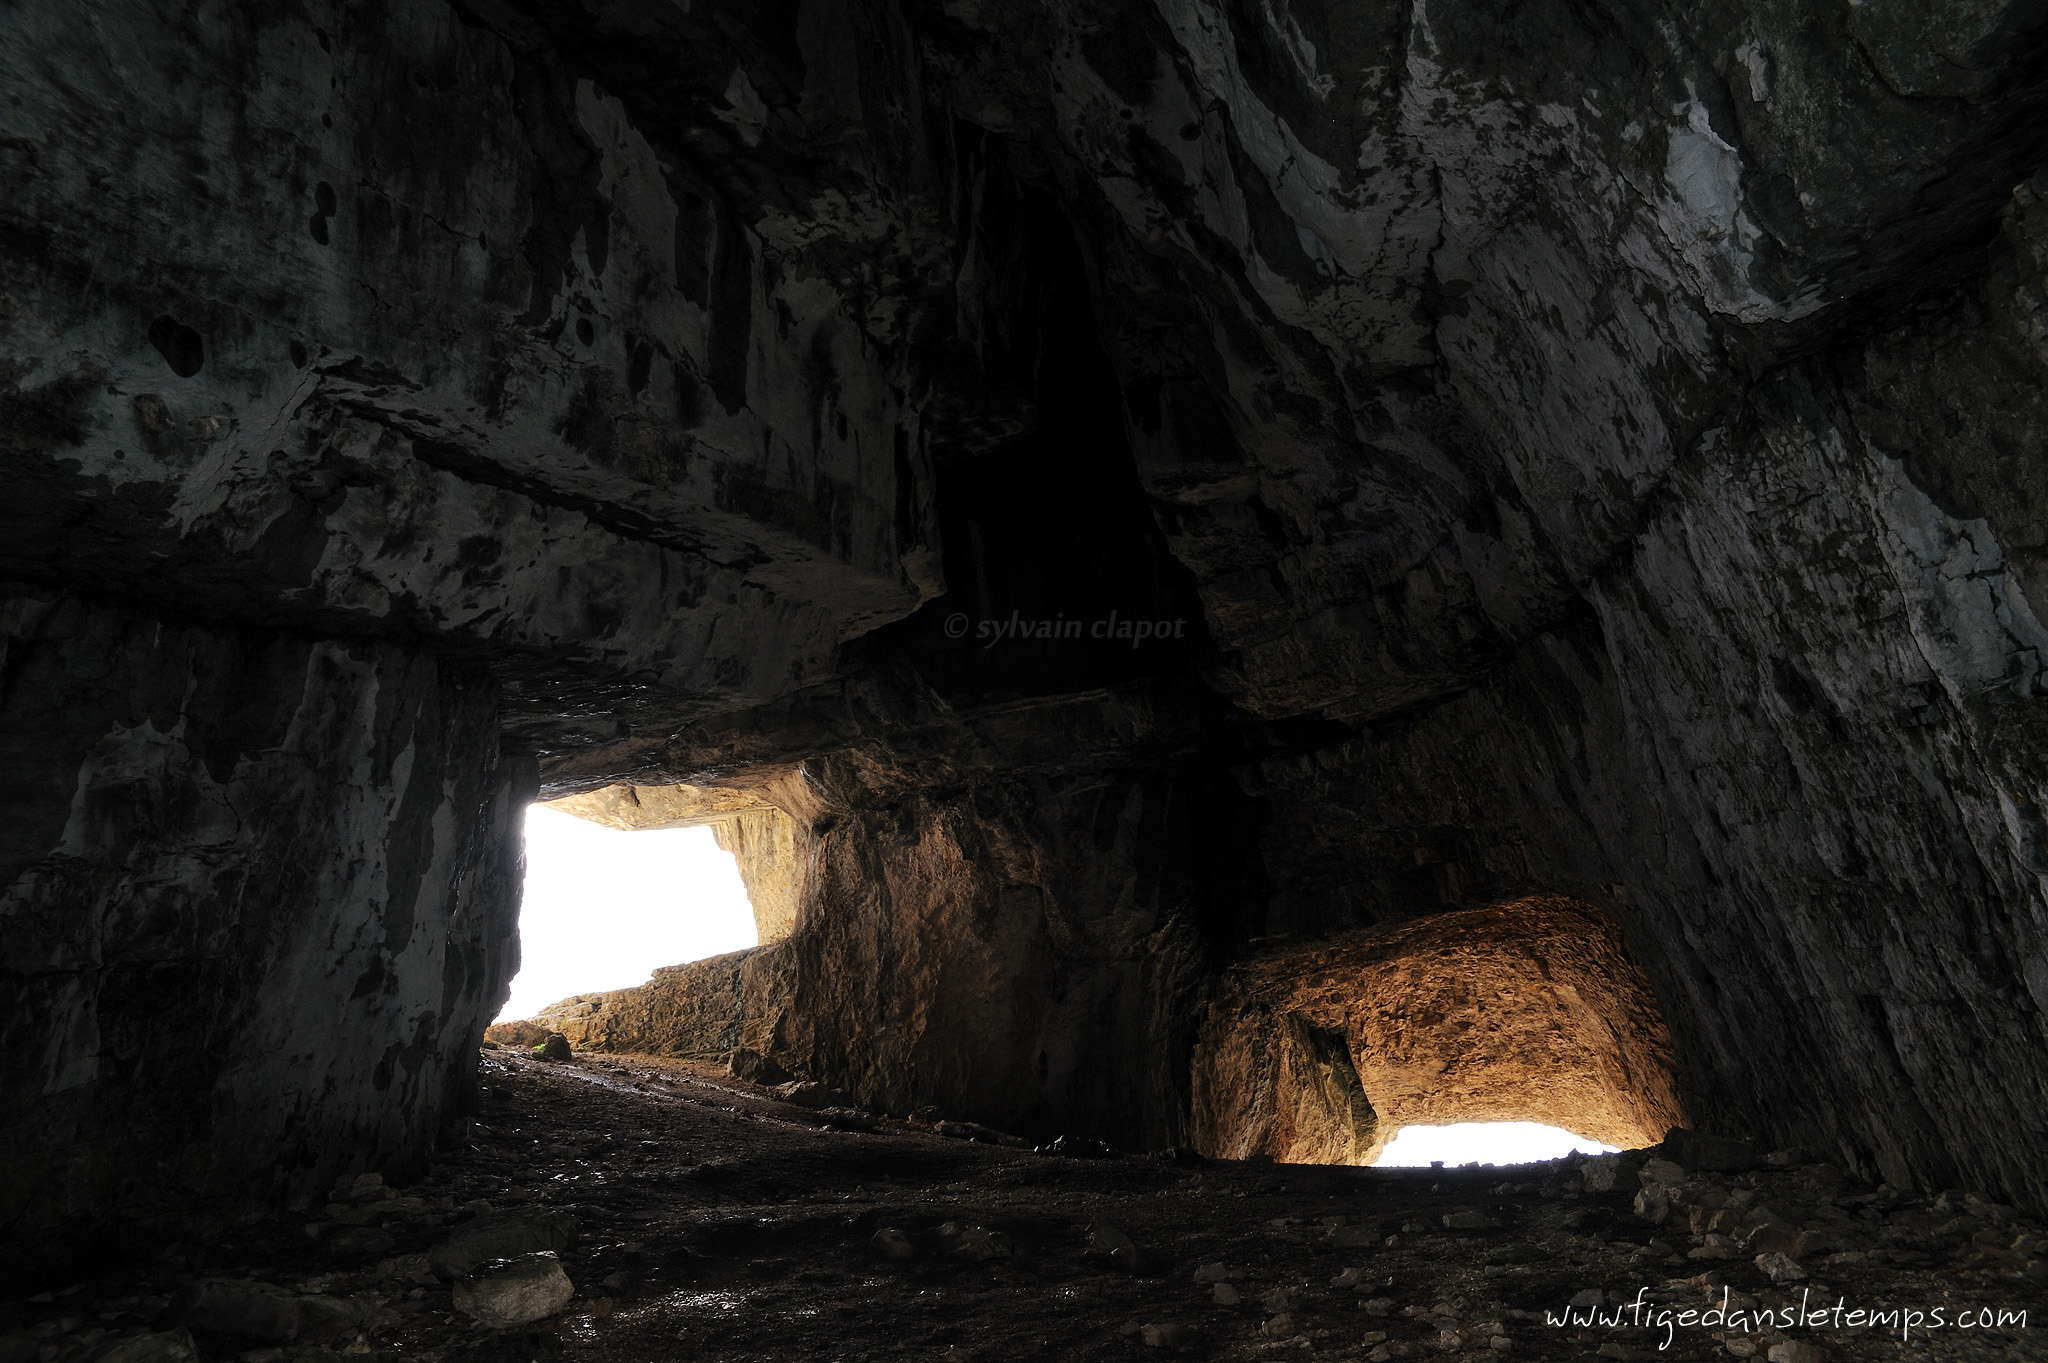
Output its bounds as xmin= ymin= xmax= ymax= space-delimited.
xmin=495 ymin=803 xmax=759 ymax=1025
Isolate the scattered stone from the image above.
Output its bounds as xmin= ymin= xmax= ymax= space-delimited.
xmin=1141 ymin=1322 xmax=1195 ymax=1348
xmin=1442 ymin=1210 xmax=1502 ymax=1230
xmin=1259 ymin=1287 xmax=1293 ymax=1313
xmin=1036 ymin=1134 xmax=1115 ymax=1158
xmin=1687 ymin=1234 xmax=1740 ymax=1260
xmin=772 ymin=1080 xmax=850 ymax=1109
xmin=1360 ymin=1298 xmax=1393 ymax=1316
xmin=1580 ymin=1153 xmax=1641 ymax=1193
xmin=375 ymin=1254 xmax=439 ymax=1288
xmin=450 ymin=1252 xmax=575 ymax=1327
xmin=816 ymin=1106 xmax=880 ymax=1131
xmin=1639 ymin=1158 xmax=1686 ymax=1186
xmin=951 ymin=1226 xmax=1012 ymax=1262
xmin=1191 ymin=1263 xmax=1242 ymax=1283
xmin=1330 ymin=1267 xmax=1366 ymax=1289
xmin=1212 ymin=1283 xmax=1241 ymax=1305
xmin=1754 ymin=1251 xmax=1808 ymax=1282
xmin=1633 ymin=1186 xmax=1671 ymax=1225
xmin=872 ymin=1228 xmax=914 ymax=1260
xmin=1088 ymin=1218 xmax=1144 ymax=1269
xmin=725 ymin=1047 xmax=789 ymax=1084
xmin=1764 ymin=1343 xmax=1823 ymax=1363
xmin=427 ymin=1207 xmax=579 ymax=1277
xmin=1259 ymin=1313 xmax=1295 ymax=1339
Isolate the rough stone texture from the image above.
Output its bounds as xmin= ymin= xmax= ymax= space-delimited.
xmin=492 ymin=947 xmax=785 ymax=1060
xmin=1192 ymin=900 xmax=1687 ymax=1164
xmin=427 ymin=1207 xmax=579 ymax=1277
xmin=7 ymin=0 xmax=2048 ymax=1276
xmin=449 ymin=1252 xmax=575 ymax=1327
xmin=0 ymin=587 xmax=521 ymax=1274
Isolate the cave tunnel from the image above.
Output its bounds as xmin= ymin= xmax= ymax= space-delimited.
xmin=4 ymin=0 xmax=2048 ymax=1356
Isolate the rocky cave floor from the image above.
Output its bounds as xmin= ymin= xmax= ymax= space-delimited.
xmin=8 ymin=1053 xmax=2043 ymax=1363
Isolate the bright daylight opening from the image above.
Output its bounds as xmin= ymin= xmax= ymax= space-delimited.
xmin=494 ymin=804 xmax=759 ymax=1024
xmin=1373 ymin=1122 xmax=1620 ymax=1168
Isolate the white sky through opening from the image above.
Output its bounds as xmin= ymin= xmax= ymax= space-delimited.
xmin=495 ymin=804 xmax=760 ymax=1024
xmin=1373 ymin=1122 xmax=1620 ymax=1167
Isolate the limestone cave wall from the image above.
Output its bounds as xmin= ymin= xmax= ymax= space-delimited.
xmin=0 ymin=587 xmax=522 ymax=1273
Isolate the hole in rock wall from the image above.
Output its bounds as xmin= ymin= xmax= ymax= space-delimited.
xmin=494 ymin=804 xmax=758 ymax=1024
xmin=1372 ymin=1121 xmax=1621 ymax=1168
xmin=1192 ymin=898 xmax=1686 ymax=1166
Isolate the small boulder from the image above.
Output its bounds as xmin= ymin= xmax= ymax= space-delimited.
xmin=1687 ymin=1234 xmax=1741 ymax=1261
xmin=872 ymin=1227 xmax=915 ymax=1260
xmin=1632 ymin=1186 xmax=1670 ymax=1225
xmin=772 ymin=1080 xmax=850 ymax=1109
xmin=1764 ymin=1343 xmax=1824 ymax=1363
xmin=1743 ymin=1223 xmax=1802 ymax=1256
xmin=1191 ymin=1263 xmax=1241 ymax=1283
xmin=816 ymin=1106 xmax=879 ymax=1131
xmin=1141 ymin=1322 xmax=1195 ymax=1348
xmin=1212 ymin=1283 xmax=1241 ymax=1305
xmin=1087 ymin=1218 xmax=1144 ymax=1270
xmin=1330 ymin=1267 xmax=1366 ymax=1289
xmin=534 ymin=1033 xmax=572 ymax=1062
xmin=428 ymin=1207 xmax=580 ymax=1278
xmin=725 ymin=1047 xmax=789 ymax=1085
xmin=1580 ymin=1153 xmax=1642 ymax=1194
xmin=1639 ymin=1158 xmax=1686 ymax=1186
xmin=451 ymin=1253 xmax=575 ymax=1328
xmin=1260 ymin=1313 xmax=1296 ymax=1339
xmin=952 ymin=1226 xmax=1012 ymax=1262
xmin=1754 ymin=1251 xmax=1808 ymax=1283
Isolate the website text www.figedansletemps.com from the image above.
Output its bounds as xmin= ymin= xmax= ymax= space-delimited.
xmin=1548 ymin=1286 xmax=2028 ymax=1350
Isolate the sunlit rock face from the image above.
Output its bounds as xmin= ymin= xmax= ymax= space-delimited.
xmin=1192 ymin=899 xmax=1687 ymax=1165
xmin=5 ymin=0 xmax=2048 ymax=1272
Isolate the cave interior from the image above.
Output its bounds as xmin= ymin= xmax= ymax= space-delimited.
xmin=3 ymin=0 xmax=2048 ymax=1355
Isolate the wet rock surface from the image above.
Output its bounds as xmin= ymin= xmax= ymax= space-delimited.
xmin=5 ymin=1054 xmax=2042 ymax=1363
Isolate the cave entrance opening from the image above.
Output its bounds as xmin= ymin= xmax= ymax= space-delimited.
xmin=1193 ymin=898 xmax=1687 ymax=1166
xmin=493 ymin=802 xmax=758 ymax=1025
xmin=1371 ymin=1120 xmax=1620 ymax=1168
